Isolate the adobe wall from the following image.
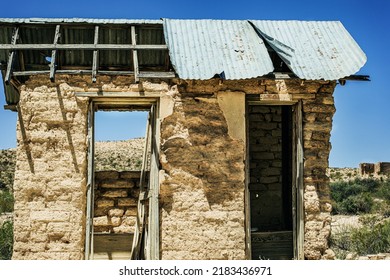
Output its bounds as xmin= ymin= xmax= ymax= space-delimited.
xmin=93 ymin=171 xmax=140 ymax=234
xmin=11 ymin=75 xmax=173 ymax=260
xmin=12 ymin=81 xmax=89 ymax=260
xmin=160 ymin=79 xmax=336 ymax=260
xmin=12 ymin=75 xmax=336 ymax=260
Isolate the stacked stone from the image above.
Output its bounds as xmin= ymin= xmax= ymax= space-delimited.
xmin=159 ymin=93 xmax=246 ymax=260
xmin=93 ymin=171 xmax=140 ymax=234
xmin=248 ymin=106 xmax=283 ymax=230
xmin=302 ymin=82 xmax=336 ymax=260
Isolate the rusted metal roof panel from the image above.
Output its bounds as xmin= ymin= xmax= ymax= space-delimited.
xmin=250 ymin=20 xmax=367 ymax=80
xmin=163 ymin=19 xmax=274 ymax=80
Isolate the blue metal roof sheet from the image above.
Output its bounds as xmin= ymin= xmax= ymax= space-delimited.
xmin=250 ymin=20 xmax=367 ymax=80
xmin=163 ymin=19 xmax=274 ymax=80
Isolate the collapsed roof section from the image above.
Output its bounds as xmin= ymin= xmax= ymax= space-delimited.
xmin=0 ymin=18 xmax=368 ymax=106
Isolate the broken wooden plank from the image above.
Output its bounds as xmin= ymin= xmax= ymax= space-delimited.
xmin=4 ymin=27 xmax=19 ymax=84
xmin=92 ymin=26 xmax=99 ymax=83
xmin=49 ymin=25 xmax=61 ymax=82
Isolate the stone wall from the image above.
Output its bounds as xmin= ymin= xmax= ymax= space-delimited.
xmin=301 ymin=82 xmax=336 ymax=260
xmin=248 ymin=106 xmax=284 ymax=231
xmin=93 ymin=171 xmax=140 ymax=234
xmin=360 ymin=162 xmax=390 ymax=176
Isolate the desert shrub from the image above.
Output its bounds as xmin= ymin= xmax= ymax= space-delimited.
xmin=0 ymin=190 xmax=14 ymax=213
xmin=377 ymin=180 xmax=390 ymax=201
xmin=330 ymin=178 xmax=388 ymax=215
xmin=330 ymin=215 xmax=390 ymax=257
xmin=0 ymin=220 xmax=13 ymax=260
xmin=339 ymin=193 xmax=374 ymax=214
xmin=350 ymin=216 xmax=390 ymax=255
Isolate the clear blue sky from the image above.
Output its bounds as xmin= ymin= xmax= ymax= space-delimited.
xmin=0 ymin=0 xmax=389 ymax=167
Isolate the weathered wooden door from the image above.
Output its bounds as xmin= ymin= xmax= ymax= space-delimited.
xmin=130 ymin=104 xmax=160 ymax=260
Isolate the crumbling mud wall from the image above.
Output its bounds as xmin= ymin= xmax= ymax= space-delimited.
xmin=11 ymin=75 xmax=172 ymax=260
xmin=11 ymin=75 xmax=336 ymax=260
xmin=159 ymin=90 xmax=246 ymax=260
xmin=301 ymin=82 xmax=336 ymax=260
xmin=12 ymin=81 xmax=89 ymax=260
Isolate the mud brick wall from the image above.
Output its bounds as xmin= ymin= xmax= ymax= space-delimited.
xmin=93 ymin=171 xmax=140 ymax=234
xmin=248 ymin=106 xmax=283 ymax=231
xmin=12 ymin=75 xmax=172 ymax=260
xmin=301 ymin=82 xmax=336 ymax=260
xmin=159 ymin=90 xmax=246 ymax=260
xmin=360 ymin=163 xmax=375 ymax=175
xmin=11 ymin=76 xmax=337 ymax=260
xmin=12 ymin=83 xmax=89 ymax=260
xmin=375 ymin=162 xmax=390 ymax=175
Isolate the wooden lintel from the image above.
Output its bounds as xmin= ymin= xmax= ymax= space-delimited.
xmin=4 ymin=27 xmax=19 ymax=84
xmin=0 ymin=43 xmax=168 ymax=51
xmin=92 ymin=26 xmax=99 ymax=83
xmin=131 ymin=26 xmax=139 ymax=83
xmin=49 ymin=25 xmax=61 ymax=82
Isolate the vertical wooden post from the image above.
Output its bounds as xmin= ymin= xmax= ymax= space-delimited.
xmin=294 ymin=100 xmax=304 ymax=259
xmin=131 ymin=26 xmax=139 ymax=83
xmin=92 ymin=26 xmax=99 ymax=83
xmin=148 ymin=103 xmax=160 ymax=260
xmin=49 ymin=25 xmax=61 ymax=82
xmin=244 ymin=101 xmax=252 ymax=260
xmin=5 ymin=27 xmax=19 ymax=84
xmin=85 ymin=101 xmax=95 ymax=260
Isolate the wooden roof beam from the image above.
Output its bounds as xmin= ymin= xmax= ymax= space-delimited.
xmin=0 ymin=44 xmax=168 ymax=50
xmin=4 ymin=27 xmax=19 ymax=84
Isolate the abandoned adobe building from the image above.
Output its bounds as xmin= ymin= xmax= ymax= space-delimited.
xmin=0 ymin=18 xmax=368 ymax=260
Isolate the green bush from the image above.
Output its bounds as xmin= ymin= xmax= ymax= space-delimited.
xmin=330 ymin=215 xmax=390 ymax=258
xmin=340 ymin=193 xmax=374 ymax=214
xmin=0 ymin=220 xmax=13 ymax=260
xmin=350 ymin=217 xmax=390 ymax=255
xmin=330 ymin=178 xmax=390 ymax=215
xmin=0 ymin=190 xmax=14 ymax=213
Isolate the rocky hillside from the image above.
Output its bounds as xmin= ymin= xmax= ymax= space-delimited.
xmin=327 ymin=167 xmax=388 ymax=182
xmin=95 ymin=138 xmax=145 ymax=171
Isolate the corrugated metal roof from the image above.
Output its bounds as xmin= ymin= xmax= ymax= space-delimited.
xmin=163 ymin=19 xmax=274 ymax=80
xmin=0 ymin=18 xmax=368 ymax=105
xmin=250 ymin=20 xmax=367 ymax=80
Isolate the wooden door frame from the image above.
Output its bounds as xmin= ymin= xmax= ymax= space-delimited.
xmin=84 ymin=94 xmax=160 ymax=260
xmin=245 ymin=100 xmax=304 ymax=260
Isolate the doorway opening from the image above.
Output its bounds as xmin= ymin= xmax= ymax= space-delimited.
xmin=85 ymin=100 xmax=160 ymax=260
xmin=247 ymin=104 xmax=301 ymax=260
